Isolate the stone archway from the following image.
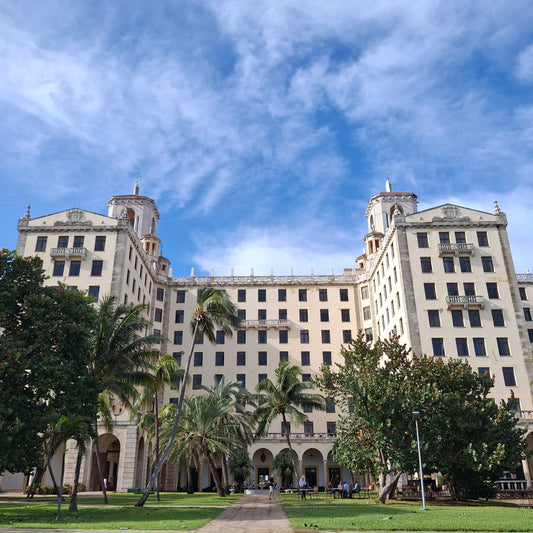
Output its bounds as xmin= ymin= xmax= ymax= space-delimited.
xmin=89 ymin=434 xmax=121 ymax=491
xmin=252 ymin=448 xmax=274 ymax=489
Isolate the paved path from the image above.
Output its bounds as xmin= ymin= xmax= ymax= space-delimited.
xmin=195 ymin=493 xmax=294 ymax=533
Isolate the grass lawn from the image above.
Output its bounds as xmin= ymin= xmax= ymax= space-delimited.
xmin=280 ymin=494 xmax=533 ymax=531
xmin=0 ymin=492 xmax=242 ymax=530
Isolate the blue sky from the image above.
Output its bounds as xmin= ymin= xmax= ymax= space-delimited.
xmin=1 ymin=1 xmax=533 ymax=276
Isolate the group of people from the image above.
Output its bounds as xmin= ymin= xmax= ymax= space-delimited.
xmin=327 ymin=480 xmax=361 ymax=498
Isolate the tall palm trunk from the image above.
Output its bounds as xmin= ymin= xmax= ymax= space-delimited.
xmin=68 ymin=448 xmax=84 ymax=513
xmin=221 ymin=454 xmax=230 ymax=495
xmin=94 ymin=420 xmax=109 ymax=504
xmin=281 ymin=412 xmax=299 ymax=484
xmin=206 ymin=452 xmax=225 ymax=497
xmin=26 ymin=468 xmax=45 ymax=499
xmin=136 ymin=322 xmax=199 ymax=507
xmin=55 ymin=447 xmax=66 ymax=522
xmin=155 ymin=392 xmax=161 ymax=501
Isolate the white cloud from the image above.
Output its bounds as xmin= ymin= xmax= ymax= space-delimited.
xmin=515 ymin=43 xmax=533 ymax=83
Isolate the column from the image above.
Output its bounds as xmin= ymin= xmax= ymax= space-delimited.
xmin=322 ymin=460 xmax=328 ymax=488
xmin=522 ymin=458 xmax=532 ymax=488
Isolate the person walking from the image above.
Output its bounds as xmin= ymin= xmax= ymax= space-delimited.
xmin=268 ymin=477 xmax=275 ymax=500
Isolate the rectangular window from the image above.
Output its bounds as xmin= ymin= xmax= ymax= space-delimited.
xmin=497 ymin=337 xmax=510 ymax=356
xmin=524 ymin=308 xmax=532 ymax=321
xmin=57 ymin=236 xmax=69 ymax=248
xmin=455 ymin=231 xmax=466 ymax=244
xmin=482 ymin=256 xmax=494 ymax=272
xmin=53 ymin=261 xmax=65 ymax=276
xmin=341 ymin=309 xmax=350 ymax=322
xmin=424 ymin=283 xmax=436 ymax=299
xmin=456 ymin=338 xmax=469 ymax=356
xmin=363 ymin=306 xmax=371 ymax=320
xmin=281 ymin=421 xmax=290 ymax=435
xmin=299 ymin=289 xmax=307 ymax=302
xmin=258 ymin=374 xmax=267 ymax=384
xmin=447 ymin=282 xmax=459 ymax=296
xmin=194 ymin=352 xmax=203 ymax=366
xmin=340 ymin=288 xmax=349 ymax=301
xmin=439 ymin=232 xmax=450 ymax=244
xmin=519 ymin=287 xmax=527 ymax=300
xmin=238 ymin=289 xmax=246 ymax=302
xmin=156 ymin=287 xmax=164 ymax=301
xmin=215 ymin=352 xmax=224 ymax=366
xmin=258 ymin=330 xmax=267 ymax=344
xmin=468 ymin=309 xmax=481 ymax=327
xmin=196 ymin=333 xmax=204 ymax=344
xmin=451 ymin=310 xmax=464 ymax=327
xmin=428 ymin=310 xmax=441 ymax=327
xmin=154 ymin=308 xmax=162 ymax=322
xmin=280 ymin=351 xmax=288 ymax=362
xmin=91 ymin=260 xmax=103 ymax=276
xmin=192 ymin=375 xmax=202 ymax=390
xmin=236 ymin=374 xmax=245 ymax=387
xmin=417 ymin=232 xmax=429 ymax=247
xmin=492 ymin=309 xmax=505 ymax=327
xmin=322 ymin=351 xmax=332 ymax=365
xmin=473 ymin=337 xmax=486 ymax=356
xmin=361 ymin=286 xmax=369 ymax=299
xmin=321 ymin=330 xmax=331 ymax=343
xmin=365 ymin=327 xmax=373 ymax=342
xmin=216 ymin=331 xmax=225 ymax=344
xmin=299 ymin=309 xmax=308 ymax=322
xmin=303 ymin=403 xmax=312 ymax=413
xmin=35 ymin=236 xmax=47 ymax=251
xmin=477 ymin=231 xmax=489 ymax=247
xmin=325 ymin=400 xmax=336 ymax=413
xmin=300 ymin=330 xmax=309 ymax=343
xmin=443 ymin=257 xmax=455 ymax=273
xmin=237 ymin=351 xmax=246 ymax=366
xmin=432 ymin=338 xmax=445 ymax=356
xmin=319 ymin=289 xmax=328 ymax=301
xmin=464 ymin=283 xmax=476 ymax=296
xmin=301 ymin=351 xmax=310 ymax=365
xmin=88 ymin=286 xmax=100 ymax=299
xmin=174 ymin=331 xmax=183 ymax=345
xmin=258 ymin=309 xmax=267 ymax=320
xmin=459 ymin=257 xmax=472 ymax=273
xmin=258 ymin=351 xmax=267 ymax=365
xmin=172 ymin=352 xmax=182 ymax=365
xmin=279 ymin=330 xmax=288 ymax=343
xmin=420 ymin=257 xmax=432 ymax=273
xmin=237 ymin=330 xmax=246 ymax=344
xmin=486 ymin=282 xmax=499 ymax=299
xmin=279 ymin=309 xmax=287 ymax=320
xmin=304 ymin=422 xmax=314 ymax=435
xmin=94 ymin=236 xmax=106 ymax=251
xmin=175 ymin=310 xmax=184 ymax=323
xmin=238 ymin=309 xmax=246 ymax=320
xmin=327 ymin=422 xmax=337 ymax=435
xmin=214 ymin=374 xmax=223 ymax=385
xmin=320 ymin=309 xmax=329 ymax=322
xmin=72 ymin=236 xmax=84 ymax=248
xmin=502 ymin=367 xmax=516 ymax=386
xmin=302 ymin=373 xmax=311 ymax=382
xmin=176 ymin=290 xmax=186 ymax=303
xmin=478 ymin=367 xmax=490 ymax=378
xmin=343 ymin=330 xmax=352 ymax=343
xmin=529 ymin=329 xmax=533 ymax=343
xmin=69 ymin=260 xmax=81 ymax=276
xmin=278 ymin=289 xmax=287 ymax=302
xmin=258 ymin=289 xmax=266 ymax=302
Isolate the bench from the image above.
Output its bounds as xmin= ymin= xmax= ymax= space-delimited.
xmin=127 ymin=488 xmax=141 ymax=494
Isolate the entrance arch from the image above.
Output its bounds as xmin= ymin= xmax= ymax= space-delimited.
xmin=89 ymin=434 xmax=121 ymax=491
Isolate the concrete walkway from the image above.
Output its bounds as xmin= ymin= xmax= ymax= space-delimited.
xmin=195 ymin=493 xmax=294 ymax=533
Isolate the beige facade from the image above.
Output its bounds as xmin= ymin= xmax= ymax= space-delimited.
xmin=4 ymin=182 xmax=533 ymax=492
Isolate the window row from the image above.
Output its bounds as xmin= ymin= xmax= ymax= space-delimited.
xmin=424 ymin=281 xmax=502 ymax=299
xmin=189 ymin=372 xmax=315 ymax=391
xmin=53 ymin=259 xmax=103 ymax=277
xmin=427 ymin=308 xmax=511 ymax=328
xmin=36 ymin=235 xmax=106 ymax=252
xmin=420 ymin=256 xmax=494 ymax=273
xmin=235 ymin=288 xmax=349 ymax=303
xmin=417 ymin=230 xmax=489 ymax=248
xmin=431 ymin=336 xmax=511 ymax=357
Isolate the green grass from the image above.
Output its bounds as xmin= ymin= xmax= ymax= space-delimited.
xmin=0 ymin=492 xmax=242 ymax=530
xmin=280 ymin=494 xmax=533 ymax=531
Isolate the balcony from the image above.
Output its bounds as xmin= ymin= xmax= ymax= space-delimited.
xmin=438 ymin=242 xmax=474 ymax=256
xmin=243 ymin=319 xmax=290 ymax=329
xmin=51 ymin=247 xmax=88 ymax=259
xmin=254 ymin=432 xmax=337 ymax=443
xmin=445 ymin=295 xmax=485 ymax=309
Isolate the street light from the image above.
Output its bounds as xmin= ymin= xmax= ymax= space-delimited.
xmin=412 ymin=411 xmax=428 ymax=511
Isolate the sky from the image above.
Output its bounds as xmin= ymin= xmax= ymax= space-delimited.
xmin=1 ymin=1 xmax=533 ymax=277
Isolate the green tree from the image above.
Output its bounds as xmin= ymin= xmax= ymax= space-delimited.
xmin=0 ymin=250 xmax=99 ymax=475
xmin=90 ymin=295 xmax=163 ymax=503
xmin=272 ymin=452 xmax=294 ymax=488
xmin=229 ymin=450 xmax=252 ymax=486
xmin=136 ymin=286 xmax=240 ymax=506
xmin=253 ymin=360 xmax=325 ymax=483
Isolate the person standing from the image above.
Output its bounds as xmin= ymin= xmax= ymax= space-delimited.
xmin=299 ymin=475 xmax=307 ymax=499
xmin=268 ymin=477 xmax=275 ymax=500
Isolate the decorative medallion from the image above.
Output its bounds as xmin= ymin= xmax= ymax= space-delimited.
xmin=67 ymin=208 xmax=84 ymax=222
xmin=441 ymin=204 xmax=458 ymax=218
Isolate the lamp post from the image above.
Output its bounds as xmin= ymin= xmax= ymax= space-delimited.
xmin=412 ymin=411 xmax=427 ymax=510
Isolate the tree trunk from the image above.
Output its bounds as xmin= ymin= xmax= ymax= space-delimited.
xmin=93 ymin=423 xmax=109 ymax=504
xmin=155 ymin=393 xmax=160 ymax=501
xmin=55 ymin=448 xmax=66 ymax=522
xmin=221 ymin=454 xmax=230 ymax=495
xmin=377 ymin=471 xmax=403 ymax=504
xmin=187 ymin=463 xmax=194 ymax=494
xmin=136 ymin=323 xmax=199 ymax=507
xmin=206 ymin=452 xmax=225 ymax=497
xmin=68 ymin=447 xmax=83 ymax=513
xmin=281 ymin=413 xmax=299 ymax=485
xmin=26 ymin=468 xmax=45 ymax=499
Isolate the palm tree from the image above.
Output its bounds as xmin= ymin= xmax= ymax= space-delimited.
xmin=272 ymin=451 xmax=295 ymax=488
xmin=253 ymin=360 xmax=325 ymax=484
xmin=136 ymin=287 xmax=239 ymax=506
xmin=132 ymin=353 xmax=183 ymax=500
xmin=201 ymin=377 xmax=254 ymax=493
xmin=229 ymin=450 xmax=252 ymax=487
xmin=90 ymin=295 xmax=163 ymax=503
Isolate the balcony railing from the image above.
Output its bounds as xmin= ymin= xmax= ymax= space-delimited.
xmin=243 ymin=319 xmax=290 ymax=329
xmin=445 ymin=295 xmax=484 ymax=309
xmin=438 ymin=243 xmax=474 ymax=256
xmin=50 ymin=247 xmax=87 ymax=259
xmin=254 ymin=432 xmax=337 ymax=441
